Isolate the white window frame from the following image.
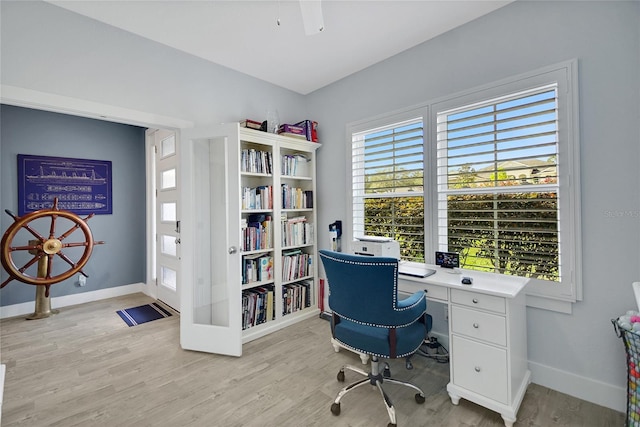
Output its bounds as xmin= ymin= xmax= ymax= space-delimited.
xmin=347 ymin=60 xmax=581 ymax=313
xmin=351 ymin=117 xmax=425 ymax=260
xmin=346 ymin=107 xmax=428 ymax=253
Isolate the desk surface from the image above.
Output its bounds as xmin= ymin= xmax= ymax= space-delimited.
xmin=398 ymin=261 xmax=529 ymax=299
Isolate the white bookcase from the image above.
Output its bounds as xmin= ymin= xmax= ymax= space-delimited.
xmin=180 ymin=124 xmax=320 ymax=356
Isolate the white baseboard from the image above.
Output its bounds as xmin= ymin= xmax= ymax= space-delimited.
xmin=425 ymin=334 xmax=624 ymax=413
xmin=0 ymin=283 xmax=146 ymax=319
xmin=529 ymin=360 xmax=626 ymax=413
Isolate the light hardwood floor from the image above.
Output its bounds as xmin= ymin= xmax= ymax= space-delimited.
xmin=1 ymin=293 xmax=624 ymax=426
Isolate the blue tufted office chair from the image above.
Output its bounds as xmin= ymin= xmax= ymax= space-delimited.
xmin=319 ymin=250 xmax=432 ymax=427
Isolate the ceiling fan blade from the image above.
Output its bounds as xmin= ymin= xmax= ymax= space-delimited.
xmin=299 ymin=0 xmax=324 ymax=35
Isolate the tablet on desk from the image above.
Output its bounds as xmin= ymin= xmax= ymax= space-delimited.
xmin=398 ymin=263 xmax=436 ymax=278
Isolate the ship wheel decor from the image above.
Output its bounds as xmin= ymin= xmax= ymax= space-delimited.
xmin=1 ymin=198 xmax=105 ymax=318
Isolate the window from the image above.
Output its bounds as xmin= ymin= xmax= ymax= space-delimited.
xmin=351 ymin=119 xmax=425 ymax=261
xmin=436 ymin=85 xmax=560 ymax=281
xmin=348 ymin=60 xmax=580 ymax=311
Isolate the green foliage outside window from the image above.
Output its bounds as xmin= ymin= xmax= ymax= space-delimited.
xmin=363 ymin=196 xmax=424 ymax=262
xmin=446 ymin=192 xmax=559 ymax=281
xmin=363 ymin=192 xmax=559 ymax=281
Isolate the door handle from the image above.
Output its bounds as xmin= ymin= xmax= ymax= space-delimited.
xmin=228 ymin=246 xmax=238 ymax=254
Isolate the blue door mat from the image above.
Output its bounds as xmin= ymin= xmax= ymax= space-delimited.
xmin=116 ymin=302 xmax=173 ymax=327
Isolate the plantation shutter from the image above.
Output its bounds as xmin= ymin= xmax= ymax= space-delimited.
xmin=436 ymin=84 xmax=561 ymax=280
xmin=352 ymin=119 xmax=425 ymax=261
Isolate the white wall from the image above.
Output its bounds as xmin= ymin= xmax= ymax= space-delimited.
xmin=1 ymin=0 xmax=639 ymax=413
xmin=307 ymin=0 xmax=640 ymax=412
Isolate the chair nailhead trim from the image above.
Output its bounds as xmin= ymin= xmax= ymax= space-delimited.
xmin=321 ymin=252 xmax=426 ymax=313
xmin=333 ymin=311 xmax=421 ymax=329
xmin=334 ymin=338 xmax=424 ymax=359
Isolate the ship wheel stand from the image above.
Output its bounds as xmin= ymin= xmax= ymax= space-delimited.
xmin=1 ymin=198 xmax=104 ymax=319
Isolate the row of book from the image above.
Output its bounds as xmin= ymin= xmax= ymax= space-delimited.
xmin=283 ymin=281 xmax=312 ymax=315
xmin=242 ymin=185 xmax=273 ymax=210
xmin=242 ymin=254 xmax=273 ymax=285
xmin=242 ymin=280 xmax=313 ymax=330
xmin=277 ymin=120 xmax=318 ymax=143
xmin=241 ymin=148 xmax=273 ymax=174
xmin=240 ymin=119 xmax=318 ymax=143
xmin=282 ymin=249 xmax=313 ymax=282
xmin=241 ymin=215 xmax=273 ymax=251
xmin=281 ymin=184 xmax=313 ymax=209
xmin=242 ymin=285 xmax=274 ymax=330
xmin=281 ymin=154 xmax=309 ymax=177
xmin=281 ymin=215 xmax=313 ymax=247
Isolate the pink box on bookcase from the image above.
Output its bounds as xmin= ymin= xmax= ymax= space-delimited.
xmin=277 ymin=124 xmax=306 ymax=137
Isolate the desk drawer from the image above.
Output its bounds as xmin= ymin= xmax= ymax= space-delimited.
xmin=398 ymin=279 xmax=448 ymax=302
xmin=451 ymin=289 xmax=505 ymax=314
xmin=422 ymin=283 xmax=448 ymax=302
xmin=451 ymin=335 xmax=508 ymax=404
xmin=451 ymin=305 xmax=506 ymax=346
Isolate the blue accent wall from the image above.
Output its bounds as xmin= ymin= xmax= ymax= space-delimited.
xmin=0 ymin=105 xmax=146 ymax=306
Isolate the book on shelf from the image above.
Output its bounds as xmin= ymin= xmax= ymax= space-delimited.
xmin=281 ymin=250 xmax=312 ymax=282
xmin=292 ymin=120 xmax=317 ymax=142
xmin=240 ymin=119 xmax=263 ymax=130
xmin=241 ymin=148 xmax=273 ymax=174
xmin=281 ymin=184 xmax=313 ymax=209
xmin=242 ymin=285 xmax=275 ymax=329
xmin=259 ymin=255 xmax=273 ymax=281
xmin=280 ymin=215 xmax=314 ymax=247
xmin=242 ymin=253 xmax=273 ymax=284
xmin=266 ymin=288 xmax=274 ymax=322
xmin=242 ymin=185 xmax=273 ymax=210
xmin=282 ymin=281 xmax=312 ymax=315
xmin=243 ymin=221 xmax=269 ymax=252
xmin=304 ymin=190 xmax=313 ymax=208
xmin=281 ymin=154 xmax=309 ymax=177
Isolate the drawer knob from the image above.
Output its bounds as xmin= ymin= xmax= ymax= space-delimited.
xmin=475 ymin=366 xmax=481 ymax=373
xmin=472 ymin=298 xmax=479 ymax=304
xmin=473 ymin=323 xmax=479 ymax=329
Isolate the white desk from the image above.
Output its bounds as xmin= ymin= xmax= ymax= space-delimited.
xmin=398 ymin=263 xmax=531 ymax=427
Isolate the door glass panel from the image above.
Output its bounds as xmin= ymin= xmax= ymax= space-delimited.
xmin=192 ymin=138 xmax=229 ymax=327
xmin=161 ymin=168 xmax=176 ymax=190
xmin=160 ymin=266 xmax=177 ymax=291
xmin=161 ymin=234 xmax=177 ymax=257
xmin=161 ymin=202 xmax=177 ymax=222
xmin=161 ymin=135 xmax=176 ymax=158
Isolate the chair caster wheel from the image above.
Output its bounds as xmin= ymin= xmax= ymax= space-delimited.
xmin=383 ymin=364 xmax=391 ymax=378
xmin=337 ymin=371 xmax=345 ymax=382
xmin=405 ymin=358 xmax=413 ymax=370
xmin=415 ymin=393 xmax=426 ymax=404
xmin=331 ymin=402 xmax=341 ymax=415
xmin=387 ymin=423 xmax=397 ymax=427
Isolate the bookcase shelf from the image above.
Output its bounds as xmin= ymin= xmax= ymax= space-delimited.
xmin=181 ymin=124 xmax=321 ymax=355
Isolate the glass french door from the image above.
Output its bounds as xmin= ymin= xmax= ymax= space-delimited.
xmin=179 ymin=124 xmax=243 ymax=356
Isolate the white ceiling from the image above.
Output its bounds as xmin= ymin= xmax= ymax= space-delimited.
xmin=47 ymin=0 xmax=513 ymax=95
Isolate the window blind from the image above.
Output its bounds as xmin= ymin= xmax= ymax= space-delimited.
xmin=436 ymin=85 xmax=561 ymax=280
xmin=352 ymin=119 xmax=425 ymax=261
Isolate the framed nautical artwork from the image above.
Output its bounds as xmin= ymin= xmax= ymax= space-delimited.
xmin=17 ymin=154 xmax=113 ymax=216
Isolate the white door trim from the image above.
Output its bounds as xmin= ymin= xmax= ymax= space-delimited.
xmin=145 ymin=129 xmax=159 ymax=300
xmin=0 ymin=85 xmax=193 ymax=129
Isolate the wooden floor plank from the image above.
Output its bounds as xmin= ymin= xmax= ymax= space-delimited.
xmin=1 ymin=293 xmax=624 ymax=426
